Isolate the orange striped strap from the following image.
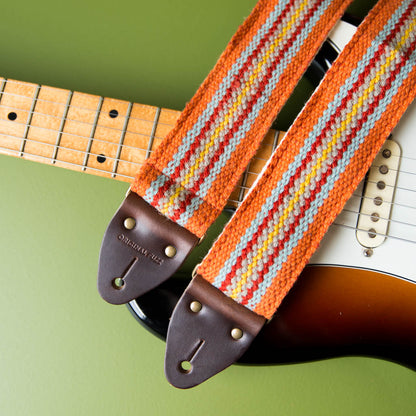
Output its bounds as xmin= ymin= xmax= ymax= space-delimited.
xmin=97 ymin=0 xmax=351 ymax=304
xmin=165 ymin=0 xmax=416 ymax=388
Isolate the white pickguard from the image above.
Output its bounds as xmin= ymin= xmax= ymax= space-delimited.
xmin=310 ymin=99 xmax=416 ymax=283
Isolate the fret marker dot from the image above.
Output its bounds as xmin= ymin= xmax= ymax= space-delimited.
xmin=97 ymin=154 xmax=106 ymax=163
xmin=109 ymin=109 xmax=119 ymax=118
xmin=7 ymin=112 xmax=17 ymax=121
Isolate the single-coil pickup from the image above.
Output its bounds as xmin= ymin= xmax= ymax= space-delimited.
xmin=356 ymin=138 xmax=401 ymax=249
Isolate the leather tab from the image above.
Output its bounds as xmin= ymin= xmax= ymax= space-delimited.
xmin=98 ymin=192 xmax=199 ymax=304
xmin=165 ymin=275 xmax=266 ymax=388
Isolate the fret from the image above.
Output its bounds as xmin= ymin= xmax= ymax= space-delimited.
xmin=152 ymin=108 xmax=180 ymax=150
xmin=0 ymin=78 xmax=6 ymax=103
xmin=146 ymin=107 xmax=161 ymax=159
xmin=85 ymin=97 xmax=132 ymax=178
xmin=52 ymin=91 xmax=73 ymax=163
xmin=20 ymin=85 xmax=40 ymax=156
xmin=272 ymin=128 xmax=281 ymax=151
xmin=228 ymin=129 xmax=285 ymax=207
xmin=112 ymin=102 xmax=133 ymax=177
xmin=115 ymin=104 xmax=176 ymax=180
xmin=24 ymin=85 xmax=70 ymax=162
xmin=245 ymin=130 xmax=285 ymax=189
xmin=54 ymin=92 xmax=103 ymax=171
xmin=0 ymin=80 xmax=38 ymax=154
xmin=237 ymin=163 xmax=251 ymax=204
xmin=83 ymin=96 xmax=104 ymax=170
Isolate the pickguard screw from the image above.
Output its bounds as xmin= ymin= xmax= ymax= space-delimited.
xmin=382 ymin=149 xmax=391 ymax=158
xmin=363 ymin=248 xmax=373 ymax=257
xmin=374 ymin=196 xmax=383 ymax=206
xmin=377 ymin=181 xmax=386 ymax=190
xmin=379 ymin=165 xmax=389 ymax=175
xmin=371 ymin=212 xmax=380 ymax=222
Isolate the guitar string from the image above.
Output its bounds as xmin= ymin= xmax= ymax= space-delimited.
xmin=2 ymin=107 xmax=416 ymax=180
xmin=2 ymin=130 xmax=416 ymax=203
xmin=0 ymin=102 xmax=174 ymax=141
xmin=0 ymin=85 xmax=179 ymax=127
xmin=0 ymin=117 xmax=170 ymax=154
xmin=0 ymin=100 xmax=285 ymax=161
xmin=2 ymin=143 xmax=416 ymax=234
xmin=329 ymin=222 xmax=416 ymax=245
xmin=2 ymin=90 xmax=416 ymax=171
xmin=237 ymin=152 xmax=416 ymax=175
xmin=3 ymin=144 xmax=416 ymax=245
xmin=2 ymin=84 xmax=415 ymax=241
xmin=3 ymin=118 xmax=416 ymax=206
xmin=237 ymin=174 xmax=416 ymax=196
xmin=1 ymin=90 xmax=416 ymax=165
xmin=1 ymin=87 xmax=416 ymax=224
xmin=1 ymin=105 xmax=416 ymax=182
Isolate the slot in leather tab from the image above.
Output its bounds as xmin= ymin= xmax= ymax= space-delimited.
xmin=98 ymin=192 xmax=199 ymax=304
xmin=165 ymin=275 xmax=266 ymax=388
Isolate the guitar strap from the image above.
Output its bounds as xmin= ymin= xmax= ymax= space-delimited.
xmin=97 ymin=0 xmax=352 ymax=304
xmin=165 ymin=0 xmax=416 ymax=388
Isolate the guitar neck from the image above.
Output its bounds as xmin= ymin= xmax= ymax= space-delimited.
xmin=0 ymin=78 xmax=284 ymax=208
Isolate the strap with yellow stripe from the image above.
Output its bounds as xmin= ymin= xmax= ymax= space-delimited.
xmin=97 ymin=0 xmax=352 ymax=305
xmin=165 ymin=0 xmax=416 ymax=388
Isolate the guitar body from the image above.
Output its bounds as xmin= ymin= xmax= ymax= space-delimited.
xmin=130 ymin=99 xmax=416 ymax=368
xmin=243 ymin=266 xmax=416 ymax=367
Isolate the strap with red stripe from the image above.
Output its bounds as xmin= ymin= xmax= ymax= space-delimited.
xmin=98 ymin=0 xmax=352 ymax=305
xmin=165 ymin=0 xmax=416 ymax=388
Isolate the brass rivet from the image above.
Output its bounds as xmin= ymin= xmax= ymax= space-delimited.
xmin=179 ymin=361 xmax=192 ymax=374
xmin=165 ymin=245 xmax=177 ymax=258
xmin=112 ymin=277 xmax=125 ymax=290
xmin=231 ymin=328 xmax=243 ymax=340
xmin=190 ymin=301 xmax=202 ymax=313
xmin=123 ymin=217 xmax=136 ymax=230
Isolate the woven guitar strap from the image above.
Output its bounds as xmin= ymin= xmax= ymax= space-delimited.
xmin=165 ymin=0 xmax=416 ymax=388
xmin=98 ymin=0 xmax=352 ymax=304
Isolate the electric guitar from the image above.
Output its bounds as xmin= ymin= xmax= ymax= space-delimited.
xmin=0 ymin=20 xmax=415 ymax=369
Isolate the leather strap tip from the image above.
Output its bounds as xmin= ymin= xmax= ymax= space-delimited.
xmin=97 ymin=192 xmax=199 ymax=304
xmin=165 ymin=275 xmax=266 ymax=388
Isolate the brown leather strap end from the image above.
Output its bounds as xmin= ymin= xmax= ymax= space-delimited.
xmin=97 ymin=192 xmax=199 ymax=304
xmin=165 ymin=275 xmax=266 ymax=388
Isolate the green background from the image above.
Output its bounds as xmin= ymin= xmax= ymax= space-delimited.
xmin=0 ymin=0 xmax=415 ymax=415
